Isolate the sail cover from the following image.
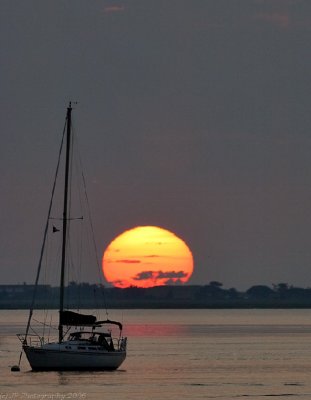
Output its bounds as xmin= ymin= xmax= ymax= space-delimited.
xmin=60 ymin=310 xmax=97 ymax=326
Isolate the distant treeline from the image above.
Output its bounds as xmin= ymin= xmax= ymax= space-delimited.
xmin=2 ymin=281 xmax=311 ymax=309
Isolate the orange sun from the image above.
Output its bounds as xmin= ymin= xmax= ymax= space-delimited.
xmin=102 ymin=226 xmax=194 ymax=288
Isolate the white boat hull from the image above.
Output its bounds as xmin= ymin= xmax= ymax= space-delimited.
xmin=23 ymin=345 xmax=126 ymax=371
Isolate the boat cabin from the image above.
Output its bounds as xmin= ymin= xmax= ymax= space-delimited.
xmin=68 ymin=331 xmax=114 ymax=350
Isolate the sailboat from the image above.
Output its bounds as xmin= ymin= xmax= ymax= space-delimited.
xmin=17 ymin=103 xmax=127 ymax=371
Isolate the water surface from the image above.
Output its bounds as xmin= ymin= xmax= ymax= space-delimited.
xmin=1 ymin=309 xmax=311 ymax=399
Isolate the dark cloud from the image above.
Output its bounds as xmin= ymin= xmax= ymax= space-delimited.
xmin=103 ymin=5 xmax=125 ymax=14
xmin=255 ymin=12 xmax=290 ymax=28
xmin=156 ymin=271 xmax=188 ymax=279
xmin=133 ymin=270 xmax=188 ymax=281
xmin=116 ymin=259 xmax=141 ymax=264
xmin=133 ymin=271 xmax=154 ymax=281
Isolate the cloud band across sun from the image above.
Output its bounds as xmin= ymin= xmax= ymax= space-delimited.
xmin=102 ymin=226 xmax=194 ymax=288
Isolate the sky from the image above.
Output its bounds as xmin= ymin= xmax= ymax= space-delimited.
xmin=1 ymin=0 xmax=311 ymax=290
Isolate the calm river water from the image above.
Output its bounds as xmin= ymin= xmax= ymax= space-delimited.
xmin=1 ymin=309 xmax=311 ymax=399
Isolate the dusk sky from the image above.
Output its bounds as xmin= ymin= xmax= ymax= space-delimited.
xmin=1 ymin=0 xmax=311 ymax=289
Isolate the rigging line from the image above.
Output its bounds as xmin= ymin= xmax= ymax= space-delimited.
xmin=81 ymin=169 xmax=109 ymax=318
xmin=24 ymin=117 xmax=67 ymax=342
xmin=66 ymin=123 xmax=79 ymax=306
xmin=73 ymin=129 xmax=109 ymax=317
xmin=80 ymin=170 xmax=109 ymax=317
xmin=72 ymin=123 xmax=84 ymax=294
xmin=32 ymin=318 xmax=58 ymax=331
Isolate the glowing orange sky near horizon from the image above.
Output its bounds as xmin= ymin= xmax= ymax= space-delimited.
xmin=102 ymin=226 xmax=194 ymax=288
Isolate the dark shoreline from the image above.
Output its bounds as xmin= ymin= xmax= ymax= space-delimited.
xmin=2 ymin=283 xmax=311 ymax=309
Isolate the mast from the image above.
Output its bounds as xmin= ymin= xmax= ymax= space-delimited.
xmin=59 ymin=102 xmax=72 ymax=343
